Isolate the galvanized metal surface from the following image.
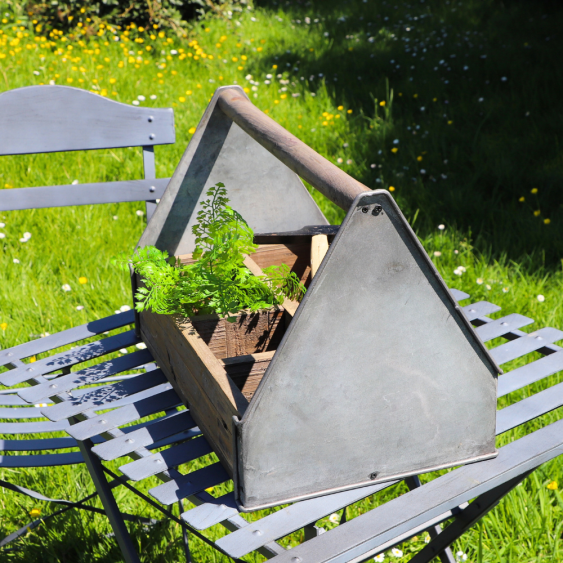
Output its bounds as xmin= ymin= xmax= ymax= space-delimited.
xmin=234 ymin=191 xmax=499 ymax=511
xmin=138 ymin=85 xmax=327 ymax=256
xmin=0 ymin=85 xmax=175 ymax=155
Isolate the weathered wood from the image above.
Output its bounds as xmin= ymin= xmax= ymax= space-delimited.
xmin=311 ymin=234 xmax=329 ymax=278
xmin=217 ymin=88 xmax=369 ymax=212
xmin=140 ymin=310 xmax=249 ymax=474
xmin=223 ymin=351 xmax=275 ymax=401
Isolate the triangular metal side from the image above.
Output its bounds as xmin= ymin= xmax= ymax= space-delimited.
xmin=138 ymin=86 xmax=327 ymax=255
xmin=235 ymin=190 xmax=499 ymax=511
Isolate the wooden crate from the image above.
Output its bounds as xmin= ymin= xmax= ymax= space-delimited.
xmin=140 ymin=234 xmax=328 ymax=474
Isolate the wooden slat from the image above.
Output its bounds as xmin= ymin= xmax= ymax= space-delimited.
xmin=311 ymin=234 xmax=329 ymax=278
xmin=140 ymin=310 xmax=248 ymax=475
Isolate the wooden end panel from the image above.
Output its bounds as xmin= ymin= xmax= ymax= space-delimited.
xmin=252 ymin=243 xmax=312 ymax=286
xmin=140 ymin=311 xmax=249 ymax=475
xmin=223 ymin=351 xmax=274 ymax=401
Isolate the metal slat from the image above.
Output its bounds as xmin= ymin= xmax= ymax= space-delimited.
xmin=120 ymin=437 xmax=213 ymax=481
xmin=474 ymin=314 xmax=534 ymax=343
xmin=0 ymin=311 xmax=134 ymax=367
xmin=496 ymin=381 xmax=563 ymax=435
xmin=0 ymin=330 xmax=139 ymax=387
xmin=44 ymin=369 xmax=168 ymax=421
xmin=18 ymin=349 xmax=154 ymax=404
xmin=0 ymin=406 xmax=50 ymax=419
xmin=212 ymin=482 xmax=395 ymax=556
xmin=491 ymin=327 xmax=563 ymax=365
xmin=0 ymin=179 xmax=169 ymax=211
xmin=0 ymin=420 xmax=71 ymax=434
xmin=0 ymin=436 xmax=101 ymax=452
xmin=257 ymin=418 xmax=563 ymax=563
xmin=0 ymin=395 xmax=29 ymax=406
xmin=149 ymin=463 xmax=230 ymax=506
xmin=64 ymin=389 xmax=181 ymax=441
xmin=449 ymin=289 xmax=469 ymax=302
xmin=0 ymin=451 xmax=84 ymax=468
xmin=181 ymin=493 xmax=239 ymax=530
xmin=92 ymin=410 xmax=197 ymax=461
xmin=498 ymin=351 xmax=563 ymax=397
xmin=462 ymin=301 xmax=501 ymax=322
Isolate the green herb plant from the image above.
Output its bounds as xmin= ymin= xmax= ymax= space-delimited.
xmin=115 ymin=182 xmax=305 ymax=321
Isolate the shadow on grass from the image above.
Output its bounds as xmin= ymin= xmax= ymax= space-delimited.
xmin=256 ymin=0 xmax=563 ymax=270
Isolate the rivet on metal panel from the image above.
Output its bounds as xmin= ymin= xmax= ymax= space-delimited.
xmin=291 ymin=557 xmax=302 ymax=563
xmin=6 ymin=353 xmax=13 ymax=357
xmin=99 ymin=419 xmax=107 ymax=424
xmin=372 ymin=204 xmax=383 ymax=216
xmin=469 ymin=309 xmax=476 ymax=313
xmin=149 ymin=186 xmax=156 ymax=193
xmin=536 ymin=336 xmax=543 ymax=340
xmin=369 ymin=472 xmax=379 ymax=480
xmin=501 ymin=322 xmax=508 ymax=326
xmin=361 ymin=206 xmax=370 ymax=214
xmin=148 ymin=116 xmax=154 ymax=122
xmin=220 ymin=504 xmax=227 ymax=510
xmin=49 ymin=384 xmax=57 ymax=389
xmin=155 ymin=459 xmax=163 ymax=463
xmin=149 ymin=134 xmax=155 ymax=140
xmin=26 ymin=368 xmax=34 ymax=372
xmin=125 ymin=438 xmax=134 ymax=444
xmin=252 ymin=530 xmax=262 ymax=536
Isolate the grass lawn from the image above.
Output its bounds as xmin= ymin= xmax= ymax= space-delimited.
xmin=2 ymin=0 xmax=563 ymax=560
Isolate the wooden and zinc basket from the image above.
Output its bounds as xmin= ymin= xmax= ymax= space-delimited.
xmin=136 ymin=86 xmax=501 ymax=512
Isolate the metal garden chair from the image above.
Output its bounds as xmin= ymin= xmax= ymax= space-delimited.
xmin=3 ymin=85 xmax=563 ymax=563
xmin=0 ymin=84 xmax=176 ymax=550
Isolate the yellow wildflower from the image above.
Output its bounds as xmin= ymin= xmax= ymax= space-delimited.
xmin=0 ymin=323 xmax=7 ymax=331
xmin=389 ymin=186 xmax=396 ymax=192
xmin=186 ymin=90 xmax=192 ymax=95
xmin=531 ymin=187 xmax=538 ymax=194
xmin=379 ymin=101 xmax=386 ymax=107
xmin=448 ymin=120 xmax=453 ymax=125
xmin=272 ymin=64 xmax=277 ymax=69
xmin=29 ymin=508 xmax=41 ymax=518
xmin=188 ymin=127 xmax=196 ymax=134
xmin=281 ymin=94 xmax=287 ymax=99
xmin=30 ymin=356 xmax=36 ymax=363
xmin=243 ymin=87 xmax=250 ymax=93
xmin=337 ymin=105 xmax=344 ymax=110
xmin=417 ymin=156 xmax=423 ymax=162
xmin=347 ymin=109 xmax=353 ymax=114
xmin=547 ymin=481 xmax=558 ymax=490
xmin=544 ymin=218 xmax=551 ymax=225
xmin=179 ymin=96 xmax=186 ymax=102
xmin=534 ymin=210 xmax=541 ymax=217
xmin=391 ymin=148 xmax=398 ymax=154
xmin=519 ymin=196 xmax=525 ymax=202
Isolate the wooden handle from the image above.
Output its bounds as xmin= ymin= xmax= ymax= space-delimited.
xmin=217 ymin=88 xmax=369 ymax=211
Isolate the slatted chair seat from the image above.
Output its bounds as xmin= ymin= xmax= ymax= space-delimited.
xmin=6 ymin=287 xmax=562 ymax=563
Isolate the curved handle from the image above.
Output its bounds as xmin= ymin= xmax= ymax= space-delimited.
xmin=217 ymin=88 xmax=369 ymax=211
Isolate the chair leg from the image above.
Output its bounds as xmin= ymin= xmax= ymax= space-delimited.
xmin=178 ymin=500 xmax=192 ymax=563
xmin=76 ymin=437 xmax=141 ymax=563
xmin=407 ymin=470 xmax=533 ymax=563
xmin=405 ymin=476 xmax=455 ymax=563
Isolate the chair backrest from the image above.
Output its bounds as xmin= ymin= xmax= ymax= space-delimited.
xmin=0 ymin=85 xmax=175 ymax=219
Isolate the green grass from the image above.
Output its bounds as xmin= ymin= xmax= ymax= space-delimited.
xmin=2 ymin=0 xmax=563 ymax=560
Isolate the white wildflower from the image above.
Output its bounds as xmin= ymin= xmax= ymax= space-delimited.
xmin=138 ymin=95 xmax=146 ymax=101
xmin=62 ymin=284 xmax=71 ymax=292
xmin=13 ymin=258 xmax=20 ymax=264
xmin=374 ymin=554 xmax=385 ymax=562
xmin=456 ymin=552 xmax=468 ymax=562
xmin=136 ymin=342 xmax=147 ymax=350
xmin=136 ymin=210 xmax=144 ymax=216
xmin=391 ymin=548 xmax=403 ymax=558
xmin=119 ymin=348 xmax=129 ymax=354
xmin=132 ymin=100 xmax=140 ymax=106
xmin=0 ymin=222 xmax=4 ymax=228
xmin=328 ymin=513 xmax=339 ymax=524
xmin=150 ymin=94 xmax=157 ymax=100
xmin=438 ymin=224 xmax=445 ymax=230
xmin=120 ymin=305 xmax=131 ymax=312
xmin=113 ymin=215 xmax=118 ymax=220
xmin=434 ymin=251 xmax=442 ymax=257
xmin=537 ymin=294 xmax=545 ymax=302
xmin=0 ymin=233 xmax=5 ymax=239
xmin=76 ymin=305 xmax=85 ymax=311
xmin=476 ymin=278 xmax=483 ymax=285
xmin=72 ymin=179 xmax=79 ymax=185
